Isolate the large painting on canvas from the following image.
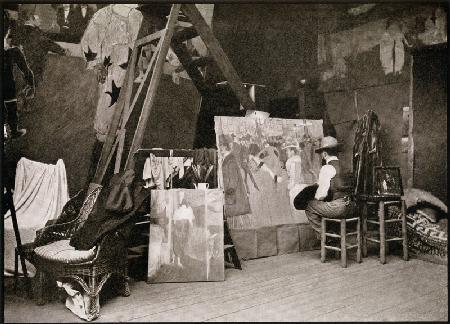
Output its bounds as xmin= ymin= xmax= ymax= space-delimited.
xmin=147 ymin=189 xmax=224 ymax=283
xmin=215 ymin=116 xmax=324 ymax=228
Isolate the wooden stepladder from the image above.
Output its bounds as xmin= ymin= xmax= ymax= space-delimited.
xmin=92 ymin=4 xmax=250 ymax=270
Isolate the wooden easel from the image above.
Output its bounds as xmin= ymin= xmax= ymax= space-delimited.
xmin=3 ymin=181 xmax=32 ymax=295
xmin=91 ymin=4 xmax=251 ymax=270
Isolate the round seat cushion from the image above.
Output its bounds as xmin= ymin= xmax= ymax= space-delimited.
xmin=34 ymin=240 xmax=96 ymax=264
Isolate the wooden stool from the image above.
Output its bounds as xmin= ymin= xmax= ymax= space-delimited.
xmin=361 ymin=198 xmax=408 ymax=264
xmin=321 ymin=217 xmax=362 ymax=268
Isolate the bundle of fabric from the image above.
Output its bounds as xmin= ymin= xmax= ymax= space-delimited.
xmin=4 ymin=158 xmax=69 ymax=275
xmin=69 ymin=170 xmax=151 ymax=250
xmin=388 ymin=188 xmax=448 ymax=258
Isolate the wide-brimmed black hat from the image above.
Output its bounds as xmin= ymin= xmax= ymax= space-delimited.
xmin=315 ymin=136 xmax=343 ymax=153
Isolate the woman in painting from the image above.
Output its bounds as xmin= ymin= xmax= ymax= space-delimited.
xmin=172 ymin=191 xmax=195 ymax=268
xmin=282 ymin=139 xmax=306 ymax=207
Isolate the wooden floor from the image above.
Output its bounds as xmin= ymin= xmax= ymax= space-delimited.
xmin=4 ymin=250 xmax=448 ymax=322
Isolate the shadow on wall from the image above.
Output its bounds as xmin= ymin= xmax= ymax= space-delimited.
xmin=7 ymin=54 xmax=98 ymax=195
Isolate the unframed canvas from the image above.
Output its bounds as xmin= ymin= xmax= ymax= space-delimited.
xmin=147 ymin=189 xmax=225 ymax=283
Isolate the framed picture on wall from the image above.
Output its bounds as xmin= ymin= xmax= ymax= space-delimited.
xmin=373 ymin=166 xmax=403 ymax=196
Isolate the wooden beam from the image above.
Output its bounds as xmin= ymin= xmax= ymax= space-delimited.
xmin=181 ymin=4 xmax=256 ymax=111
xmin=407 ymin=56 xmax=414 ymax=189
xmin=114 ymin=41 xmax=139 ymax=174
xmin=124 ymin=4 xmax=182 ymax=172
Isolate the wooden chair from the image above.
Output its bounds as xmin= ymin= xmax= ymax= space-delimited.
xmin=321 ymin=217 xmax=362 ymax=268
xmin=358 ymin=166 xmax=408 ymax=264
xmin=360 ymin=196 xmax=408 ymax=264
xmin=29 ymin=184 xmax=131 ymax=321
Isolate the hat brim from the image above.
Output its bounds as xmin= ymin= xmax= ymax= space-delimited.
xmin=315 ymin=143 xmax=342 ymax=153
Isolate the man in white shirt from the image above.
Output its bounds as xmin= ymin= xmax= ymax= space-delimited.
xmin=304 ymin=136 xmax=355 ymax=233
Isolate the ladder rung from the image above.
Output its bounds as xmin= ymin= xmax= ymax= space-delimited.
xmin=384 ymin=200 xmax=402 ymax=206
xmin=385 ymin=219 xmax=403 ymax=223
xmin=366 ymin=237 xmax=380 ymax=243
xmin=136 ymin=30 xmax=164 ymax=47
xmin=325 ymin=233 xmax=341 ymax=238
xmin=324 ymin=245 xmax=341 ymax=251
xmin=172 ymin=26 xmax=198 ymax=43
xmin=346 ymin=244 xmax=359 ymax=249
xmin=324 ymin=218 xmax=343 ymax=223
xmin=345 ymin=217 xmax=360 ymax=222
xmin=367 ymin=219 xmax=403 ymax=225
xmin=386 ymin=237 xmax=404 ymax=242
xmin=135 ymin=220 xmax=151 ymax=225
xmin=346 ymin=231 xmax=359 ymax=236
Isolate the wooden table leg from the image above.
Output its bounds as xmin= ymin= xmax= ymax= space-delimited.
xmin=362 ymin=202 xmax=368 ymax=258
xmin=379 ymin=201 xmax=386 ymax=264
xmin=340 ymin=220 xmax=347 ymax=268
xmin=401 ymin=200 xmax=409 ymax=261
xmin=321 ymin=218 xmax=326 ymax=263
xmin=356 ymin=218 xmax=362 ymax=263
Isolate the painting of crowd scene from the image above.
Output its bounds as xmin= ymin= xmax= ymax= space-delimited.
xmin=215 ymin=116 xmax=324 ymax=228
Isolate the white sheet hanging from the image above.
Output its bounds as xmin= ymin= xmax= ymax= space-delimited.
xmin=4 ymin=157 xmax=69 ymax=276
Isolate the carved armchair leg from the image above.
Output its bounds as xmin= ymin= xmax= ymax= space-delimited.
xmin=117 ymin=270 xmax=130 ymax=297
xmin=85 ymin=287 xmax=101 ymax=321
xmin=67 ymin=273 xmax=111 ymax=321
xmin=34 ymin=271 xmax=46 ymax=306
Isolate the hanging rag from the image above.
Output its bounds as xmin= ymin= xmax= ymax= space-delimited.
xmin=4 ymin=158 xmax=69 ymax=275
xmin=57 ymin=280 xmax=98 ymax=321
xmin=379 ymin=23 xmax=405 ymax=75
xmin=142 ymin=154 xmax=166 ymax=189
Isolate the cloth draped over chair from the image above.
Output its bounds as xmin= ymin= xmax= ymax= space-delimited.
xmin=4 ymin=157 xmax=69 ymax=275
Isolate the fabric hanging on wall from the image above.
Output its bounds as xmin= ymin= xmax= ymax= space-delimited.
xmin=143 ymin=152 xmax=217 ymax=190
xmin=4 ymin=158 xmax=69 ymax=275
xmin=353 ymin=110 xmax=382 ymax=196
xmin=142 ymin=154 xmax=166 ymax=189
xmin=379 ymin=23 xmax=405 ymax=74
xmin=215 ymin=116 xmax=323 ymax=228
xmin=80 ymin=4 xmax=143 ymax=142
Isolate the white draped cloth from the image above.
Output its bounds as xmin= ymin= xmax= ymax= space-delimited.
xmin=4 ymin=157 xmax=69 ymax=276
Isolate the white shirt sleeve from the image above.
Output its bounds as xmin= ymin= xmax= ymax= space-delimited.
xmin=315 ymin=164 xmax=336 ymax=200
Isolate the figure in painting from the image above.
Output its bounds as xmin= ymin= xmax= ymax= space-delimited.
xmin=219 ymin=134 xmax=251 ymax=217
xmin=281 ymin=139 xmax=306 ymax=207
xmin=172 ymin=191 xmax=195 ymax=268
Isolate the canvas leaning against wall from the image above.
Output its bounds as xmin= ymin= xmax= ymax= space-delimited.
xmin=215 ymin=116 xmax=324 ymax=229
xmin=147 ymin=189 xmax=225 ymax=283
